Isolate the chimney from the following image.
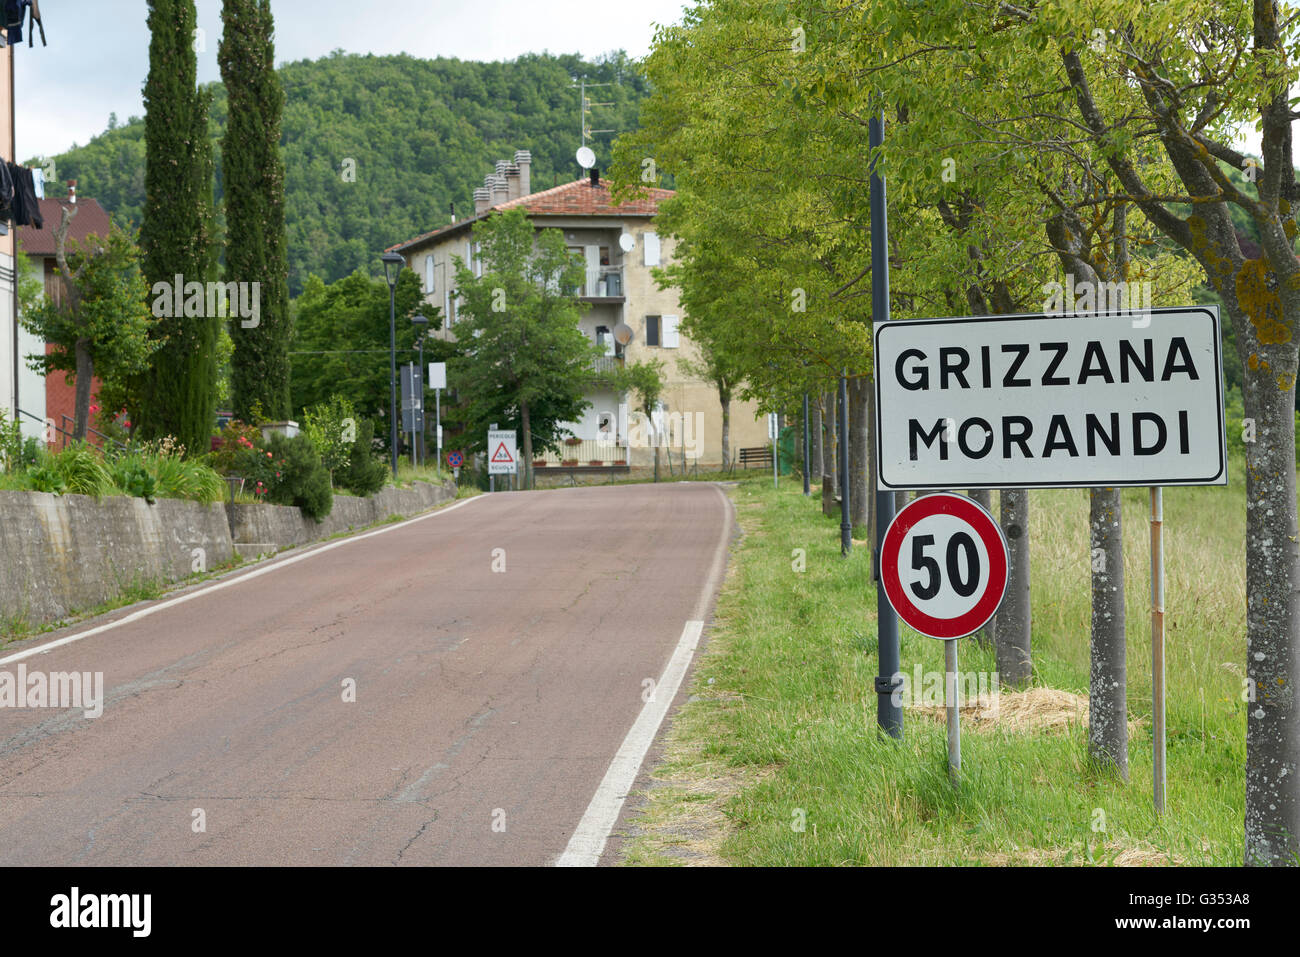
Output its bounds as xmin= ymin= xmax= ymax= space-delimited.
xmin=449 ymin=200 xmax=456 ymax=224
xmin=589 ymin=168 xmax=600 ymax=188
xmin=505 ymin=163 xmax=521 ymax=201
xmin=473 ymin=187 xmax=491 ymax=215
xmin=490 ymin=174 xmax=508 ymax=207
xmin=67 ymin=179 xmax=77 ymax=204
xmin=514 ymin=150 xmax=531 ymax=197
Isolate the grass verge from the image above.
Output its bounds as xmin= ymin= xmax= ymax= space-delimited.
xmin=619 ymin=466 xmax=1247 ymax=866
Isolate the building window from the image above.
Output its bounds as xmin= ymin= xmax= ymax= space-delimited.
xmin=645 ymin=315 xmax=660 ymax=347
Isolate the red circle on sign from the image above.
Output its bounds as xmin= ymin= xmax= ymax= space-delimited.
xmin=880 ymin=493 xmax=1008 ymax=640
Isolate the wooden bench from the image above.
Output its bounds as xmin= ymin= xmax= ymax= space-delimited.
xmin=738 ymin=446 xmax=773 ymax=469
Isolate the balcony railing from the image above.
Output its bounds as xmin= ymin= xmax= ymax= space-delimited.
xmin=575 ymin=265 xmax=624 ymax=299
xmin=534 ymin=436 xmax=627 ymax=467
xmin=591 ymin=354 xmax=624 ymax=376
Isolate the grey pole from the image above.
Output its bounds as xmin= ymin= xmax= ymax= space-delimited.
xmin=388 ymin=282 xmax=398 ymax=478
xmin=1150 ymin=486 xmax=1166 ymax=813
xmin=871 ymin=110 xmax=903 ymax=739
xmin=839 ymin=373 xmax=850 ymax=556
xmin=773 ymin=414 xmax=779 ymax=489
xmin=802 ymin=394 xmax=811 ymax=496
xmin=418 ymin=336 xmax=425 ymax=467
xmin=946 ymin=638 xmax=961 ymax=783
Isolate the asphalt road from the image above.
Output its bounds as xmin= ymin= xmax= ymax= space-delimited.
xmin=0 ymin=482 xmax=732 ymax=866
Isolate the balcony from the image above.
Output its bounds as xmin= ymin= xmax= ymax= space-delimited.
xmin=576 ymin=265 xmax=625 ymax=300
xmin=591 ymin=354 xmax=624 ymax=376
xmin=534 ymin=436 xmax=627 ymax=468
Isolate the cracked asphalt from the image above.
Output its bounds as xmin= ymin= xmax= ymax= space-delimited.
xmin=0 ymin=482 xmax=731 ymax=866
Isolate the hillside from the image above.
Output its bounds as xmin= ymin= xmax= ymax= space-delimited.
xmin=39 ymin=50 xmax=647 ymax=295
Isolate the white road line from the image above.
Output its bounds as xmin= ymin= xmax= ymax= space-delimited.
xmin=555 ymin=483 xmax=733 ymax=867
xmin=0 ymin=494 xmax=486 ymax=668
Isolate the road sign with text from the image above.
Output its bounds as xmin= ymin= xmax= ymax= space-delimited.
xmin=873 ymin=307 xmax=1227 ymax=490
xmin=487 ymin=430 xmax=517 ymax=475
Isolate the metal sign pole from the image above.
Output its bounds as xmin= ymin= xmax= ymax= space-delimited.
xmin=870 ymin=110 xmax=902 ymax=738
xmin=839 ymin=373 xmax=850 ymax=556
xmin=764 ymin=413 xmax=774 ymax=488
xmin=946 ymin=637 xmax=961 ymax=784
xmin=435 ymin=388 xmax=442 ymax=468
xmin=1150 ymin=486 xmax=1166 ymax=814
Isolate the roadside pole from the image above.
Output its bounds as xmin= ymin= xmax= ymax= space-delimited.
xmin=1150 ymin=486 xmax=1166 ymax=813
xmin=870 ymin=111 xmax=903 ymax=738
xmin=839 ymin=373 xmax=850 ymax=556
xmin=946 ymin=637 xmax=961 ymax=783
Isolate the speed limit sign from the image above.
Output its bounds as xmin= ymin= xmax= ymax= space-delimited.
xmin=880 ymin=493 xmax=1008 ymax=640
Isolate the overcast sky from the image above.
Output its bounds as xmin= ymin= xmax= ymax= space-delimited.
xmin=13 ymin=0 xmax=692 ymax=161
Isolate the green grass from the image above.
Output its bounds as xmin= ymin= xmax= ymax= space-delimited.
xmin=393 ymin=461 xmax=447 ymax=488
xmin=621 ymin=463 xmax=1249 ymax=866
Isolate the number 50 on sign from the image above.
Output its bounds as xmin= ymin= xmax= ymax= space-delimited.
xmin=880 ymin=493 xmax=1009 ymax=640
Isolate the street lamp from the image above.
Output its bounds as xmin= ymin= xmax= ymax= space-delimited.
xmin=411 ymin=314 xmax=429 ymax=466
xmin=381 ymin=252 xmax=405 ymax=478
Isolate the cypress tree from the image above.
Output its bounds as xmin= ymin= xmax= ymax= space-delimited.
xmin=136 ymin=0 xmax=216 ymax=452
xmin=220 ymin=0 xmax=291 ymax=422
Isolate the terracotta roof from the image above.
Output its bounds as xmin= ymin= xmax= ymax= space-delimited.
xmin=19 ymin=198 xmax=115 ymax=256
xmin=387 ymin=179 xmax=674 ymax=252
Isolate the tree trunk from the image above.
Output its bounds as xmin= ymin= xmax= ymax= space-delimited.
xmin=822 ymin=389 xmax=837 ymax=518
xmin=996 ymin=487 xmax=1032 ymax=687
xmin=809 ymin=392 xmax=823 ymax=494
xmin=720 ymin=391 xmax=731 ymax=471
xmin=848 ymin=376 xmax=870 ymax=538
xmin=73 ymin=339 xmax=93 ymax=441
xmin=1242 ymin=348 xmax=1300 ymax=865
xmin=1088 ymin=486 xmax=1127 ymax=778
xmin=520 ymin=401 xmax=533 ymax=490
xmin=969 ymin=489 xmax=995 ymax=650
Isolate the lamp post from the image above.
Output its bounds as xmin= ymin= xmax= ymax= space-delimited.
xmin=381 ymin=252 xmax=405 ymax=478
xmin=411 ymin=314 xmax=429 ymax=466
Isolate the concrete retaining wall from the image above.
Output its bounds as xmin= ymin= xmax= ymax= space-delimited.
xmin=0 ymin=491 xmax=234 ymax=624
xmin=0 ymin=479 xmax=459 ymax=628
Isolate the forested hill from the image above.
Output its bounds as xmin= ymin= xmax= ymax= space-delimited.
xmin=40 ymin=50 xmax=647 ymax=295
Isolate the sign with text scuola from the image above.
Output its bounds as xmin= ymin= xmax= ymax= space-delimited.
xmin=487 ymin=430 xmax=517 ymax=475
xmin=873 ymin=307 xmax=1227 ymax=490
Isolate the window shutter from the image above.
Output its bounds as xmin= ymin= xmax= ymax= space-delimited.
xmin=645 ymin=315 xmax=660 ymax=346
xmin=425 ymin=255 xmax=435 ymax=293
xmin=662 ymin=315 xmax=679 ymax=348
xmin=643 ymin=232 xmax=660 ymax=267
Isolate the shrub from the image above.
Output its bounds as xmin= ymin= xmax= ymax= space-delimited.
xmin=301 ymin=394 xmax=357 ymax=481
xmin=338 ymin=418 xmax=389 ymax=496
xmin=27 ymin=463 xmax=65 ymax=494
xmin=51 ymin=443 xmax=115 ymax=497
xmin=110 ymin=458 xmax=158 ymax=503
xmin=264 ymin=432 xmax=333 ymax=520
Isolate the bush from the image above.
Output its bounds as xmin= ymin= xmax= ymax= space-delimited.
xmin=51 ymin=443 xmax=115 ymax=497
xmin=338 ymin=418 xmax=389 ymax=496
xmin=301 ymin=394 xmax=357 ymax=481
xmin=264 ymin=433 xmax=333 ymax=520
xmin=27 ymin=463 xmax=65 ymax=494
xmin=110 ymin=458 xmax=158 ymax=503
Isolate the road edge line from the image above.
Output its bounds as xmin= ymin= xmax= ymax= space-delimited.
xmin=554 ymin=482 xmax=734 ymax=867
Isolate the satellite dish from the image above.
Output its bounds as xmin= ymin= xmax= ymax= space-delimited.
xmin=618 ymin=232 xmax=635 ymax=253
xmin=576 ymin=146 xmax=596 ymax=170
xmin=613 ymin=322 xmax=634 ymax=346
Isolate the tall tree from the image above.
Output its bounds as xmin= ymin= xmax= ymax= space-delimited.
xmin=136 ymin=0 xmax=215 ymax=452
xmin=451 ymin=208 xmax=599 ymax=488
xmin=19 ymin=218 xmax=157 ymax=440
xmin=221 ymin=0 xmax=291 ymax=421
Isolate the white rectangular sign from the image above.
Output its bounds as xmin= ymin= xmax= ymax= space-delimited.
xmin=487 ymin=429 xmax=517 ymax=475
xmin=429 ymin=362 xmax=447 ymax=390
xmin=768 ymin=413 xmax=778 ymax=441
xmin=874 ymin=307 xmax=1227 ymax=490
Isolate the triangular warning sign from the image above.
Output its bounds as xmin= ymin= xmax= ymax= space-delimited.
xmin=491 ymin=442 xmax=514 ymax=464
